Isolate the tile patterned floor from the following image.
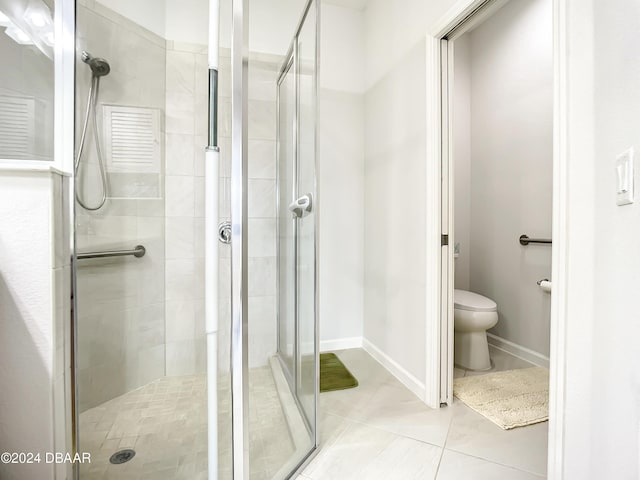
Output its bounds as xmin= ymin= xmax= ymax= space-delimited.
xmin=299 ymin=346 xmax=548 ymax=480
xmin=79 ymin=367 xmax=294 ymax=480
xmin=79 ymin=347 xmax=547 ymax=479
xmin=79 ymin=375 xmax=208 ymax=480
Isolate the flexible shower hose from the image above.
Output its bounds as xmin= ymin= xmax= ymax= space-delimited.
xmin=75 ymin=74 xmax=108 ymax=211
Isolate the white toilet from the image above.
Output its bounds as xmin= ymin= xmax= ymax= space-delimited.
xmin=454 ymin=289 xmax=498 ymax=371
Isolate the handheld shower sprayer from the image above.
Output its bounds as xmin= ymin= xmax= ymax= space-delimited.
xmin=81 ymin=50 xmax=111 ymax=77
xmin=75 ymin=51 xmax=111 ymax=211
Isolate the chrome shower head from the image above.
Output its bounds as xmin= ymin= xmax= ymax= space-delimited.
xmin=81 ymin=50 xmax=110 ymax=77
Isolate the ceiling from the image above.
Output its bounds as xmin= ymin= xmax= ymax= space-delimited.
xmin=323 ymin=0 xmax=368 ymax=11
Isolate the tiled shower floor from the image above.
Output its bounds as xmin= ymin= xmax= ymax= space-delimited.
xmin=79 ymin=367 xmax=294 ymax=480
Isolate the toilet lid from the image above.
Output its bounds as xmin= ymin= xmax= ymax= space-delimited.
xmin=454 ymin=290 xmax=497 ymax=312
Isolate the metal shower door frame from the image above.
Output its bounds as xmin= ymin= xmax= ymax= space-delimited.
xmin=229 ymin=0 xmax=250 ymax=478
xmin=274 ymin=0 xmax=319 ymax=434
xmin=276 ymin=51 xmax=298 ymax=391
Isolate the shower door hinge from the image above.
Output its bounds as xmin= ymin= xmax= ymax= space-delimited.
xmin=441 ymin=234 xmax=449 ymax=246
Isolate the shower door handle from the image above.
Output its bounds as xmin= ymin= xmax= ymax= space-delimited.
xmin=288 ymin=193 xmax=313 ymax=218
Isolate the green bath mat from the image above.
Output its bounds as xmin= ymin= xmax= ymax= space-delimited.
xmin=320 ymin=353 xmax=359 ymax=392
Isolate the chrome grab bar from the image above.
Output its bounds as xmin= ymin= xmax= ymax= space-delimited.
xmin=519 ymin=235 xmax=552 ymax=246
xmin=77 ymin=244 xmax=146 ymax=260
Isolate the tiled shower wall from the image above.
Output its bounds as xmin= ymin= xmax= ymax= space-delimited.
xmin=163 ymin=42 xmax=209 ymax=375
xmin=76 ymin=1 xmax=283 ymax=409
xmin=75 ymin=2 xmax=167 ymax=412
xmin=245 ymin=53 xmax=281 ymax=369
xmin=171 ymin=47 xmax=283 ymax=375
xmin=161 ymin=42 xmax=282 ymax=373
xmin=218 ymin=50 xmax=284 ymax=369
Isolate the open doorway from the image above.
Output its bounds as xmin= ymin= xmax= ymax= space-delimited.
xmin=438 ymin=0 xmax=553 ymax=471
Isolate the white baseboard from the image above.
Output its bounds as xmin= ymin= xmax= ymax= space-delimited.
xmin=487 ymin=333 xmax=550 ymax=368
xmin=362 ymin=338 xmax=426 ymax=400
xmin=320 ymin=337 xmax=363 ymax=352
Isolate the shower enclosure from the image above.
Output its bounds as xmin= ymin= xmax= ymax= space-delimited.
xmin=72 ymin=0 xmax=319 ymax=478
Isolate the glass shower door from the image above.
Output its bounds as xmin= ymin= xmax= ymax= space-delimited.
xmin=296 ymin=3 xmax=318 ymax=426
xmin=226 ymin=0 xmax=319 ymax=478
xmin=276 ymin=0 xmax=318 ymax=430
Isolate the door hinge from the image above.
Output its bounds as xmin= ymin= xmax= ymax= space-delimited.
xmin=441 ymin=234 xmax=449 ymax=246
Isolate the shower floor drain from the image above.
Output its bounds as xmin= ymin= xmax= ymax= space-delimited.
xmin=109 ymin=449 xmax=136 ymax=465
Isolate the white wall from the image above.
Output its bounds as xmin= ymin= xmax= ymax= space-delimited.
xmin=0 ymin=170 xmax=71 ymax=480
xmin=166 ymin=0 xmax=209 ymax=45
xmin=364 ymin=0 xmax=467 ymax=89
xmin=363 ymin=0 xmax=480 ymax=394
xmin=318 ymin=89 xmax=364 ymax=348
xmin=362 ymin=0 xmax=436 ymax=394
xmin=557 ymin=0 xmax=640 ymax=477
xmin=320 ymin=4 xmax=365 ymax=94
xmin=319 ymin=2 xmax=365 ymax=349
xmin=362 ymin=0 xmax=504 ymax=397
xmin=578 ymin=0 xmax=640 ymax=477
xmin=363 ymin=38 xmax=427 ymax=390
xmin=455 ymin=0 xmax=553 ymax=357
xmin=453 ymin=34 xmax=471 ymax=290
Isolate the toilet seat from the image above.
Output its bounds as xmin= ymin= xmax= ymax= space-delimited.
xmin=454 ymin=289 xmax=497 ymax=312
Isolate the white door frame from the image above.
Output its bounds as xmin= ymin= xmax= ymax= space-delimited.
xmin=424 ymin=0 xmax=568 ymax=477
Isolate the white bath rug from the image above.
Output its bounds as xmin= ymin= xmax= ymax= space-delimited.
xmin=453 ymin=367 xmax=549 ymax=430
